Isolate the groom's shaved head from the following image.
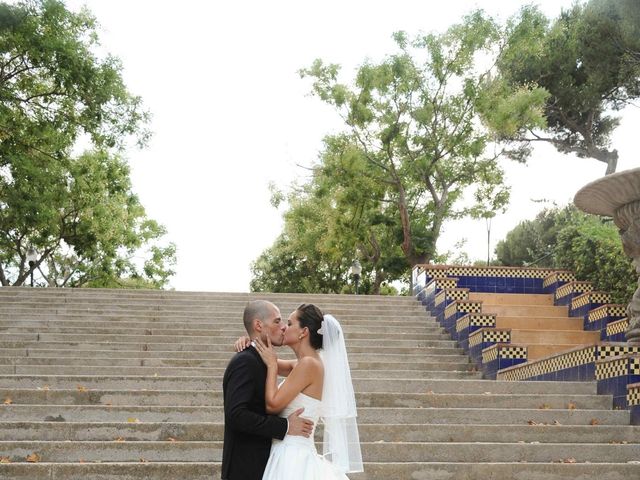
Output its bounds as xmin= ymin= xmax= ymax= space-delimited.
xmin=243 ymin=300 xmax=276 ymax=334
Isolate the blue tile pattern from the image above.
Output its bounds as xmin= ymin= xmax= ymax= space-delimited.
xmin=597 ymin=355 xmax=640 ymax=409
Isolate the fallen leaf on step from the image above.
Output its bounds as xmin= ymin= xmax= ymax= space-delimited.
xmin=37 ymin=385 xmax=50 ymax=391
xmin=527 ymin=420 xmax=539 ymax=425
xmin=567 ymin=402 xmax=576 ymax=410
xmin=77 ymin=385 xmax=88 ymax=392
xmin=0 ymin=457 xmax=10 ymax=463
xmin=114 ymin=437 xmax=125 ymax=442
xmin=26 ymin=453 xmax=40 ymax=463
xmin=538 ymin=404 xmax=551 ymax=410
xmin=139 ymin=458 xmax=148 ymax=463
xmin=78 ymin=459 xmax=85 ymax=464
xmin=127 ymin=418 xmax=141 ymax=423
xmin=590 ymin=418 xmax=600 ymax=425
xmin=552 ymin=420 xmax=562 ymax=425
xmin=166 ymin=437 xmax=177 ymax=442
xmin=425 ymin=390 xmax=434 ymax=395
xmin=563 ymin=457 xmax=577 ymax=463
xmin=3 ymin=397 xmax=12 ymax=405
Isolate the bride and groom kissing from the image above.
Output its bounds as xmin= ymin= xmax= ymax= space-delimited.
xmin=222 ymin=300 xmax=363 ymax=480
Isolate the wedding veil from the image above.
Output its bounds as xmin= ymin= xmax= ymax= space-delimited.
xmin=319 ymin=314 xmax=364 ymax=473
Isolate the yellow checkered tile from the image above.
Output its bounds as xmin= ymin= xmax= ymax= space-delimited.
xmin=500 ymin=346 xmax=527 ymax=359
xmin=444 ymin=303 xmax=457 ymax=320
xmin=588 ymin=304 xmax=624 ymax=323
xmin=571 ymin=292 xmax=611 ymax=310
xmin=434 ymin=291 xmax=446 ymax=307
xmin=555 ymin=281 xmax=593 ymax=300
xmin=606 ymin=318 xmax=629 ymax=336
xmin=632 ymin=358 xmax=640 ymax=376
xmin=445 ymin=301 xmax=482 ymax=321
xmin=457 ymin=313 xmax=495 ymax=333
xmin=446 ymin=266 xmax=552 ymax=279
xmin=596 ymin=357 xmax=629 ymax=379
xmin=448 ymin=289 xmax=470 ymax=301
xmin=468 ymin=329 xmax=509 ymax=347
xmin=543 ymin=271 xmax=576 ymax=288
xmin=469 ymin=313 xmax=497 ymax=327
xmin=483 ymin=346 xmax=498 ymax=364
xmin=469 ymin=330 xmax=482 ymax=347
xmin=456 ymin=315 xmax=470 ymax=333
xmin=628 ymin=386 xmax=640 ymax=406
xmin=432 ymin=278 xmax=458 ymax=290
xmin=497 ymin=346 xmax=595 ymax=381
xmin=599 ymin=344 xmax=640 ymax=359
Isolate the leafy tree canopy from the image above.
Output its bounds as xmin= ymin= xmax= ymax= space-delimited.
xmin=296 ymin=12 xmax=539 ymax=269
xmin=488 ymin=1 xmax=640 ymax=174
xmin=496 ymin=205 xmax=635 ymax=304
xmin=0 ymin=0 xmax=174 ymax=288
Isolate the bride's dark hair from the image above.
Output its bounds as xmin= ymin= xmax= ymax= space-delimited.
xmin=296 ymin=303 xmax=324 ymax=349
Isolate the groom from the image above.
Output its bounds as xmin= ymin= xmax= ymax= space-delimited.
xmin=221 ymin=300 xmax=314 ymax=480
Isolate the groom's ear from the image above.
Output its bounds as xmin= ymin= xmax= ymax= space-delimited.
xmin=253 ymin=319 xmax=263 ymax=333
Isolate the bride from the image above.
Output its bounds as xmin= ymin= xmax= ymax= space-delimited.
xmin=237 ymin=303 xmax=363 ymax=479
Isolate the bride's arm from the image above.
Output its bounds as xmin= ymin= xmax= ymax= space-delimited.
xmin=254 ymin=338 xmax=319 ymax=414
xmin=233 ymin=335 xmax=297 ymax=376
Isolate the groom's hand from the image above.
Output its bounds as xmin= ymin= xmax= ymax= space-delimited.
xmin=286 ymin=408 xmax=314 ymax=437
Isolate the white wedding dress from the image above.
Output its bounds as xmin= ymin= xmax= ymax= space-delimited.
xmin=262 ymin=390 xmax=349 ymax=480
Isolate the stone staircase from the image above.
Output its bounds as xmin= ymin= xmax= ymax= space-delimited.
xmin=0 ymin=288 xmax=639 ymax=479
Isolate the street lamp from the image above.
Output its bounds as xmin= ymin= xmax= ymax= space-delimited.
xmin=26 ymin=248 xmax=37 ymax=287
xmin=350 ymin=260 xmax=362 ymax=295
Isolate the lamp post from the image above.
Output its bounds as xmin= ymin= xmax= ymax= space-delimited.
xmin=26 ymin=248 xmax=37 ymax=287
xmin=350 ymin=260 xmax=362 ymax=295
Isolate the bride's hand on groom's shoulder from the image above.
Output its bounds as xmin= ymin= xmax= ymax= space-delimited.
xmin=254 ymin=337 xmax=278 ymax=369
xmin=233 ymin=336 xmax=251 ymax=352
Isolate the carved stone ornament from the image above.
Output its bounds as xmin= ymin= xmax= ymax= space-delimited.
xmin=574 ymin=167 xmax=640 ymax=344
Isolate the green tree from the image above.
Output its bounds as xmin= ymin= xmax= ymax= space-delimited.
xmin=300 ymin=12 xmax=538 ymax=269
xmin=0 ymin=0 xmax=174 ymax=288
xmin=496 ymin=205 xmax=635 ymax=304
xmin=251 ymin=137 xmax=405 ymax=295
xmin=491 ymin=2 xmax=640 ymax=174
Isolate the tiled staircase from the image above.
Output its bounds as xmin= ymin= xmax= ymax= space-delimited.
xmin=0 ymin=287 xmax=639 ymax=479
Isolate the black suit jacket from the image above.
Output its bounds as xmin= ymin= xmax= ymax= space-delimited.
xmin=221 ymin=346 xmax=288 ymax=480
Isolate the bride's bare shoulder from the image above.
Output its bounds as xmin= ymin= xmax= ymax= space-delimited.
xmin=295 ymin=355 xmax=323 ymax=373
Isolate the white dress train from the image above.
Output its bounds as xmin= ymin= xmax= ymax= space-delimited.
xmin=262 ymin=391 xmax=349 ymax=480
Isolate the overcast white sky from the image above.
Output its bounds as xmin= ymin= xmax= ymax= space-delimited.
xmin=64 ymin=0 xmax=639 ymax=292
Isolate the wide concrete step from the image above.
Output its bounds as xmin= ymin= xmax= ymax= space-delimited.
xmin=3 ymin=421 xmax=639 ymax=444
xmin=0 ymin=375 xmax=597 ymax=394
xmin=0 ymin=405 xmax=627 ymax=424
xmin=495 ymin=316 xmax=584 ymax=331
xmin=0 ymin=341 xmax=460 ymax=355
xmin=0 ymin=321 xmax=440 ymax=335
xmin=350 ymin=462 xmax=640 ymax=480
xmin=0 ymin=366 xmax=479 ymax=380
xmin=0 ymin=349 xmax=467 ymax=363
xmin=0 ymin=357 xmax=472 ymax=372
xmin=0 ymin=389 xmax=611 ymax=409
xmin=468 ymin=292 xmax=554 ymax=306
xmin=0 ymin=305 xmax=426 ymax=317
xmin=4 ymin=462 xmax=640 ymax=480
xmin=0 ymin=333 xmax=454 ymax=348
xmin=0 ymin=440 xmax=638 ymax=463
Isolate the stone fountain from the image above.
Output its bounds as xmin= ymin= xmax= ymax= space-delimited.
xmin=574 ymin=167 xmax=640 ymax=344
